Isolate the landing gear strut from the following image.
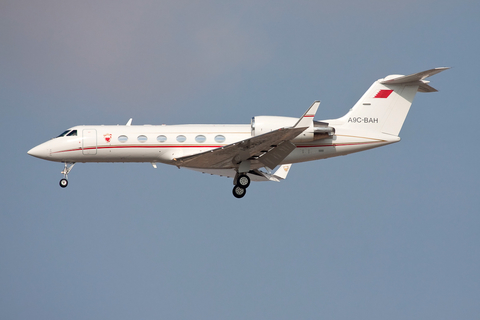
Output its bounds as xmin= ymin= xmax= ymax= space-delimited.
xmin=232 ymin=174 xmax=251 ymax=199
xmin=60 ymin=162 xmax=75 ymax=188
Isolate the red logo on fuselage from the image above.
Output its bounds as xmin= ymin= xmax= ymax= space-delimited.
xmin=104 ymin=133 xmax=112 ymax=143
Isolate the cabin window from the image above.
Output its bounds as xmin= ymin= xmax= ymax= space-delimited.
xmin=118 ymin=135 xmax=128 ymax=143
xmin=214 ymin=135 xmax=226 ymax=143
xmin=66 ymin=130 xmax=77 ymax=136
xmin=137 ymin=135 xmax=148 ymax=143
xmin=157 ymin=135 xmax=167 ymax=143
xmin=176 ymin=135 xmax=186 ymax=143
xmin=195 ymin=135 xmax=206 ymax=143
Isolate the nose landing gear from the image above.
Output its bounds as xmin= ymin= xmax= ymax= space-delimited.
xmin=232 ymin=174 xmax=251 ymax=199
xmin=59 ymin=178 xmax=68 ymax=188
xmin=60 ymin=162 xmax=75 ymax=188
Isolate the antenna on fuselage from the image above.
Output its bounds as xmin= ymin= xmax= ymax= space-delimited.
xmin=126 ymin=118 xmax=132 ymax=126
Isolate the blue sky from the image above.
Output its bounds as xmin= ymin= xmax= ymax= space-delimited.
xmin=1 ymin=1 xmax=479 ymax=319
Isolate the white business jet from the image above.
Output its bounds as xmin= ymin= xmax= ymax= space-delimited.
xmin=28 ymin=67 xmax=448 ymax=198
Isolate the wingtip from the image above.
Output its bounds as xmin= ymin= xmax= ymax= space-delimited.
xmin=435 ymin=67 xmax=450 ymax=72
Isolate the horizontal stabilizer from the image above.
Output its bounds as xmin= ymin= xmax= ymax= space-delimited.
xmin=418 ymin=82 xmax=438 ymax=93
xmin=380 ymin=67 xmax=449 ymax=89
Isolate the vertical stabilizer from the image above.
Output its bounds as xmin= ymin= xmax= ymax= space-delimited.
xmin=338 ymin=67 xmax=448 ymax=136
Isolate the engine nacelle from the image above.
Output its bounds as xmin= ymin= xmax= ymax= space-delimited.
xmin=251 ymin=116 xmax=334 ymax=142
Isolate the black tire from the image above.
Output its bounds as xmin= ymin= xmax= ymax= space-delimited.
xmin=232 ymin=186 xmax=246 ymax=198
xmin=237 ymin=174 xmax=250 ymax=188
xmin=59 ymin=179 xmax=68 ymax=188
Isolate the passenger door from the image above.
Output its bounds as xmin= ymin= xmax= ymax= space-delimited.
xmin=82 ymin=129 xmax=97 ymax=155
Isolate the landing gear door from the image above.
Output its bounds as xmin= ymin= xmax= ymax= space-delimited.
xmin=82 ymin=129 xmax=97 ymax=155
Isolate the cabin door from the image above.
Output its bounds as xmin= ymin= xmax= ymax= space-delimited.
xmin=82 ymin=129 xmax=97 ymax=155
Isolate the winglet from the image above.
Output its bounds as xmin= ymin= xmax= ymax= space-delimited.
xmin=294 ymin=101 xmax=320 ymax=128
xmin=273 ymin=163 xmax=292 ymax=180
xmin=126 ymin=118 xmax=133 ymax=126
xmin=257 ymin=164 xmax=292 ymax=182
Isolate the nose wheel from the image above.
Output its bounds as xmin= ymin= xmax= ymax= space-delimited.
xmin=232 ymin=174 xmax=250 ymax=198
xmin=60 ymin=162 xmax=75 ymax=188
xmin=59 ymin=178 xmax=68 ymax=188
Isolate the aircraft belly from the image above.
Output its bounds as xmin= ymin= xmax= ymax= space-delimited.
xmin=104 ymin=146 xmax=167 ymax=162
xmin=284 ymin=135 xmax=395 ymax=164
xmin=93 ymin=146 xmax=216 ymax=163
xmin=283 ymin=146 xmax=335 ymax=163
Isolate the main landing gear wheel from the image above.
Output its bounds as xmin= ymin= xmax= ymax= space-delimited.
xmin=232 ymin=186 xmax=246 ymax=199
xmin=59 ymin=178 xmax=68 ymax=188
xmin=237 ymin=174 xmax=251 ymax=188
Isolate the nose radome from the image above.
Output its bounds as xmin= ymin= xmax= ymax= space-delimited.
xmin=27 ymin=145 xmax=49 ymax=159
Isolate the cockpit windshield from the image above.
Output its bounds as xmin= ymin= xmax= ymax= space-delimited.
xmin=56 ymin=130 xmax=77 ymax=138
xmin=56 ymin=130 xmax=70 ymax=138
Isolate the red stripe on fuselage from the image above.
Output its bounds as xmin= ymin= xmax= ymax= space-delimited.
xmin=51 ymin=145 xmax=224 ymax=154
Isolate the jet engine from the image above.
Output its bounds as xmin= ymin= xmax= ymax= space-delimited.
xmin=251 ymin=116 xmax=334 ymax=142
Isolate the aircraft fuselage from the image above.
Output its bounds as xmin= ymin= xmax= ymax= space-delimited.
xmin=28 ymin=124 xmax=397 ymax=165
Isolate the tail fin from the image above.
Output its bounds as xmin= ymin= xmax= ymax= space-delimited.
xmin=339 ymin=67 xmax=449 ymax=136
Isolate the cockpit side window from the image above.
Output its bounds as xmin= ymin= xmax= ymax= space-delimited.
xmin=66 ymin=130 xmax=77 ymax=136
xmin=56 ymin=130 xmax=70 ymax=138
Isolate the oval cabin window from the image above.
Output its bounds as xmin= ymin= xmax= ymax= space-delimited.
xmin=137 ymin=135 xmax=148 ymax=142
xmin=118 ymin=135 xmax=128 ymax=143
xmin=176 ymin=135 xmax=186 ymax=143
xmin=214 ymin=135 xmax=226 ymax=143
xmin=195 ymin=135 xmax=206 ymax=143
xmin=157 ymin=135 xmax=167 ymax=143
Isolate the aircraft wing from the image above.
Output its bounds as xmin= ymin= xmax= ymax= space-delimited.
xmin=173 ymin=126 xmax=306 ymax=169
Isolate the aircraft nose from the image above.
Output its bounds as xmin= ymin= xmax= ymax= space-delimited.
xmin=27 ymin=145 xmax=49 ymax=159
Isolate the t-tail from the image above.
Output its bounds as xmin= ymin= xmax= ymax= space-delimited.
xmin=337 ymin=67 xmax=449 ymax=136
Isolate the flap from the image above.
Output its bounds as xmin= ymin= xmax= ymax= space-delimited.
xmin=258 ymin=140 xmax=296 ymax=169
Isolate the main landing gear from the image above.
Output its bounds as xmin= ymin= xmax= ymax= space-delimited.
xmin=232 ymin=174 xmax=251 ymax=199
xmin=59 ymin=162 xmax=75 ymax=188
